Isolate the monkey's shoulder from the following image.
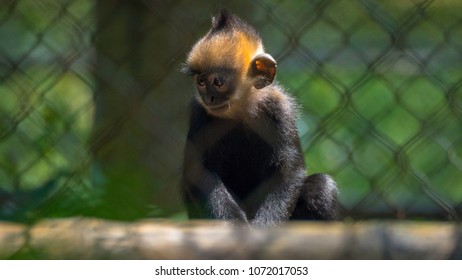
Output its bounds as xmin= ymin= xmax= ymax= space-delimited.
xmin=252 ymin=85 xmax=299 ymax=126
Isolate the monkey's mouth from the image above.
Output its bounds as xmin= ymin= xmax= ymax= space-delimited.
xmin=207 ymin=101 xmax=230 ymax=111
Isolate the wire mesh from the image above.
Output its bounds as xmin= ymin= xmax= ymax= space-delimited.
xmin=0 ymin=0 xmax=461 ymax=222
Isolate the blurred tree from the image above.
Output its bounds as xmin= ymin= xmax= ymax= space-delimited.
xmin=90 ymin=0 xmax=258 ymax=220
xmin=90 ymin=0 xmax=185 ymax=219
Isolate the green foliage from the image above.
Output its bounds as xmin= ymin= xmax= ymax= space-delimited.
xmin=0 ymin=0 xmax=461 ymax=221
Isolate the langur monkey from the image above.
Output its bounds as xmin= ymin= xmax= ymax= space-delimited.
xmin=181 ymin=10 xmax=338 ymax=226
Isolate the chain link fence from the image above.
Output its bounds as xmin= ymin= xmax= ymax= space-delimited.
xmin=0 ymin=0 xmax=461 ymax=223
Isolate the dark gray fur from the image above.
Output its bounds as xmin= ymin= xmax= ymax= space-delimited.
xmin=181 ymin=10 xmax=338 ymax=227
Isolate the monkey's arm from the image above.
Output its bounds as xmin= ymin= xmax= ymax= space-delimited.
xmin=209 ymin=180 xmax=248 ymax=222
xmin=249 ymin=93 xmax=308 ymax=226
xmin=251 ymin=156 xmax=307 ymax=227
xmin=250 ymin=141 xmax=338 ymax=225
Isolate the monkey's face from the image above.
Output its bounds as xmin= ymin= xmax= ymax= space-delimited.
xmin=183 ymin=12 xmax=277 ymax=119
xmin=194 ymin=69 xmax=237 ymax=112
xmin=187 ymin=51 xmax=277 ymax=119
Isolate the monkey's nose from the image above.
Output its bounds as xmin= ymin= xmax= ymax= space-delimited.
xmin=202 ymin=94 xmax=216 ymax=106
xmin=208 ymin=95 xmax=215 ymax=104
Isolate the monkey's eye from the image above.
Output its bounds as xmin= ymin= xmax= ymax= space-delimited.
xmin=196 ymin=75 xmax=206 ymax=87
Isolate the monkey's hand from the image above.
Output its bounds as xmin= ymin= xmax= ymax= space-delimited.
xmin=251 ymin=168 xmax=306 ymax=227
xmin=209 ymin=184 xmax=248 ymax=224
xmin=251 ymin=187 xmax=299 ymax=227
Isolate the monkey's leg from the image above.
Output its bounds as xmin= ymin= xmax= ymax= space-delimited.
xmin=290 ymin=173 xmax=338 ymax=220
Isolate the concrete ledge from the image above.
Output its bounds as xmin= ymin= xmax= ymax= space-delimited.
xmin=1 ymin=218 xmax=460 ymax=259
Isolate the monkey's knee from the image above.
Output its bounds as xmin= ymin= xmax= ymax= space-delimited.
xmin=306 ymin=173 xmax=338 ymax=197
xmin=306 ymin=173 xmax=338 ymax=219
xmin=291 ymin=173 xmax=338 ymax=220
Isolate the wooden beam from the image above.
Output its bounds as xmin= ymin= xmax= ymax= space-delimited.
xmin=1 ymin=218 xmax=460 ymax=259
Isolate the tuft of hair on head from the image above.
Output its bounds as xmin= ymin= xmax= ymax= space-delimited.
xmin=211 ymin=9 xmax=234 ymax=32
xmin=209 ymin=9 xmax=260 ymax=40
xmin=183 ymin=9 xmax=265 ymax=78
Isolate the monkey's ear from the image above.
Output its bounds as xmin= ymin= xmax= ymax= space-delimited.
xmin=250 ymin=53 xmax=277 ymax=89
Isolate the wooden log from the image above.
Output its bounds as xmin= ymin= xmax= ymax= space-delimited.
xmin=0 ymin=222 xmax=25 ymax=259
xmin=0 ymin=218 xmax=460 ymax=259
